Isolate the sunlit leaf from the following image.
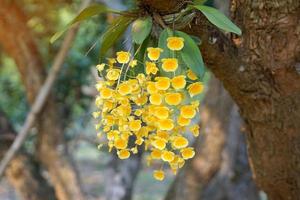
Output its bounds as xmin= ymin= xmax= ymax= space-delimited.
xmin=134 ymin=37 xmax=150 ymax=75
xmin=132 ymin=17 xmax=152 ymax=44
xmin=194 ymin=5 xmax=242 ymax=35
xmin=99 ymin=16 xmax=133 ymax=59
xmin=157 ymin=28 xmax=174 ymax=77
xmin=158 ymin=28 xmax=173 ymax=59
xmin=175 ymin=31 xmax=205 ymax=78
xmin=50 ymin=4 xmax=118 ymax=43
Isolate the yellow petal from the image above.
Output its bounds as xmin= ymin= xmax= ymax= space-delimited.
xmin=161 ymin=151 xmax=175 ymax=162
xmin=155 ymin=77 xmax=171 ymax=90
xmin=167 ymin=37 xmax=184 ymax=51
xmin=118 ymin=149 xmax=130 ymax=159
xmin=106 ymin=69 xmax=120 ymax=81
xmin=173 ymin=136 xmax=188 ymax=149
xmin=171 ymin=75 xmax=186 ymax=89
xmin=158 ymin=119 xmax=174 ymax=131
xmin=180 ymin=105 xmax=196 ymax=119
xmin=116 ymin=51 xmax=131 ymax=64
xmin=154 ymin=107 xmax=169 ymax=120
xmin=147 ymin=47 xmax=163 ymax=61
xmin=162 ymin=58 xmax=178 ymax=72
xmin=177 ymin=116 xmax=191 ymax=126
xmin=151 ymin=149 xmax=162 ymax=159
xmin=152 ymin=139 xmax=166 ymax=150
xmin=165 ymin=93 xmax=182 ymax=106
xmin=129 ymin=120 xmax=142 ymax=131
xmin=181 ymin=147 xmax=195 ymax=160
xmin=150 ymin=93 xmax=163 ymax=105
xmin=114 ymin=138 xmax=127 ymax=149
xmin=188 ymin=82 xmax=204 ymax=97
xmin=187 ymin=70 xmax=198 ymax=80
xmin=100 ymin=87 xmax=113 ymax=99
xmin=153 ymin=170 xmax=165 ymax=181
xmin=118 ymin=83 xmax=132 ymax=96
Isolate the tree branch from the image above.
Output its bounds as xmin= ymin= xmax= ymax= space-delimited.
xmin=0 ymin=0 xmax=91 ymax=179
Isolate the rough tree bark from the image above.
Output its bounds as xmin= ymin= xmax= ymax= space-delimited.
xmin=0 ymin=111 xmax=56 ymax=200
xmin=138 ymin=0 xmax=300 ymax=199
xmin=165 ymin=77 xmax=259 ymax=200
xmin=230 ymin=2 xmax=300 ymax=199
xmin=0 ymin=2 xmax=85 ymax=200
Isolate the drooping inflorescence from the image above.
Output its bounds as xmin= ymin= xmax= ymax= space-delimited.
xmin=93 ymin=37 xmax=204 ymax=181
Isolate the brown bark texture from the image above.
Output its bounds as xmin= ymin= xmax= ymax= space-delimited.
xmin=165 ymin=77 xmax=259 ymax=200
xmin=0 ymin=2 xmax=85 ymax=200
xmin=231 ymin=1 xmax=300 ymax=199
xmin=139 ymin=0 xmax=300 ymax=199
xmin=0 ymin=111 xmax=56 ymax=200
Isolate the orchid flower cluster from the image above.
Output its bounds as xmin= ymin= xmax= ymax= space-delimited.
xmin=93 ymin=37 xmax=204 ymax=181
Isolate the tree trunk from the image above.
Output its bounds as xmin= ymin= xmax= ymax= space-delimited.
xmin=105 ymin=153 xmax=143 ymax=200
xmin=0 ymin=2 xmax=85 ymax=200
xmin=0 ymin=111 xmax=56 ymax=200
xmin=230 ymin=1 xmax=300 ymax=199
xmin=165 ymin=77 xmax=259 ymax=200
xmin=138 ymin=0 xmax=300 ymax=199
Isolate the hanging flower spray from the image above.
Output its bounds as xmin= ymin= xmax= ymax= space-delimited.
xmin=93 ymin=36 xmax=204 ymax=181
xmin=51 ymin=0 xmax=241 ymax=181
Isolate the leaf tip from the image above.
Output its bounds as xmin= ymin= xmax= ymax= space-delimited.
xmin=50 ymin=31 xmax=63 ymax=44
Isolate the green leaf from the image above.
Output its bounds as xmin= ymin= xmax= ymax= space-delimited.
xmin=50 ymin=4 xmax=116 ymax=43
xmin=157 ymin=28 xmax=174 ymax=77
xmin=175 ymin=31 xmax=206 ymax=78
xmin=190 ymin=35 xmax=202 ymax=45
xmin=99 ymin=16 xmax=133 ymax=59
xmin=194 ymin=5 xmax=242 ymax=35
xmin=133 ymin=37 xmax=150 ymax=75
xmin=158 ymin=28 xmax=173 ymax=59
xmin=132 ymin=17 xmax=152 ymax=44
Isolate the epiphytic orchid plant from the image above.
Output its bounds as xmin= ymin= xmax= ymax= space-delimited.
xmin=51 ymin=0 xmax=241 ymax=181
